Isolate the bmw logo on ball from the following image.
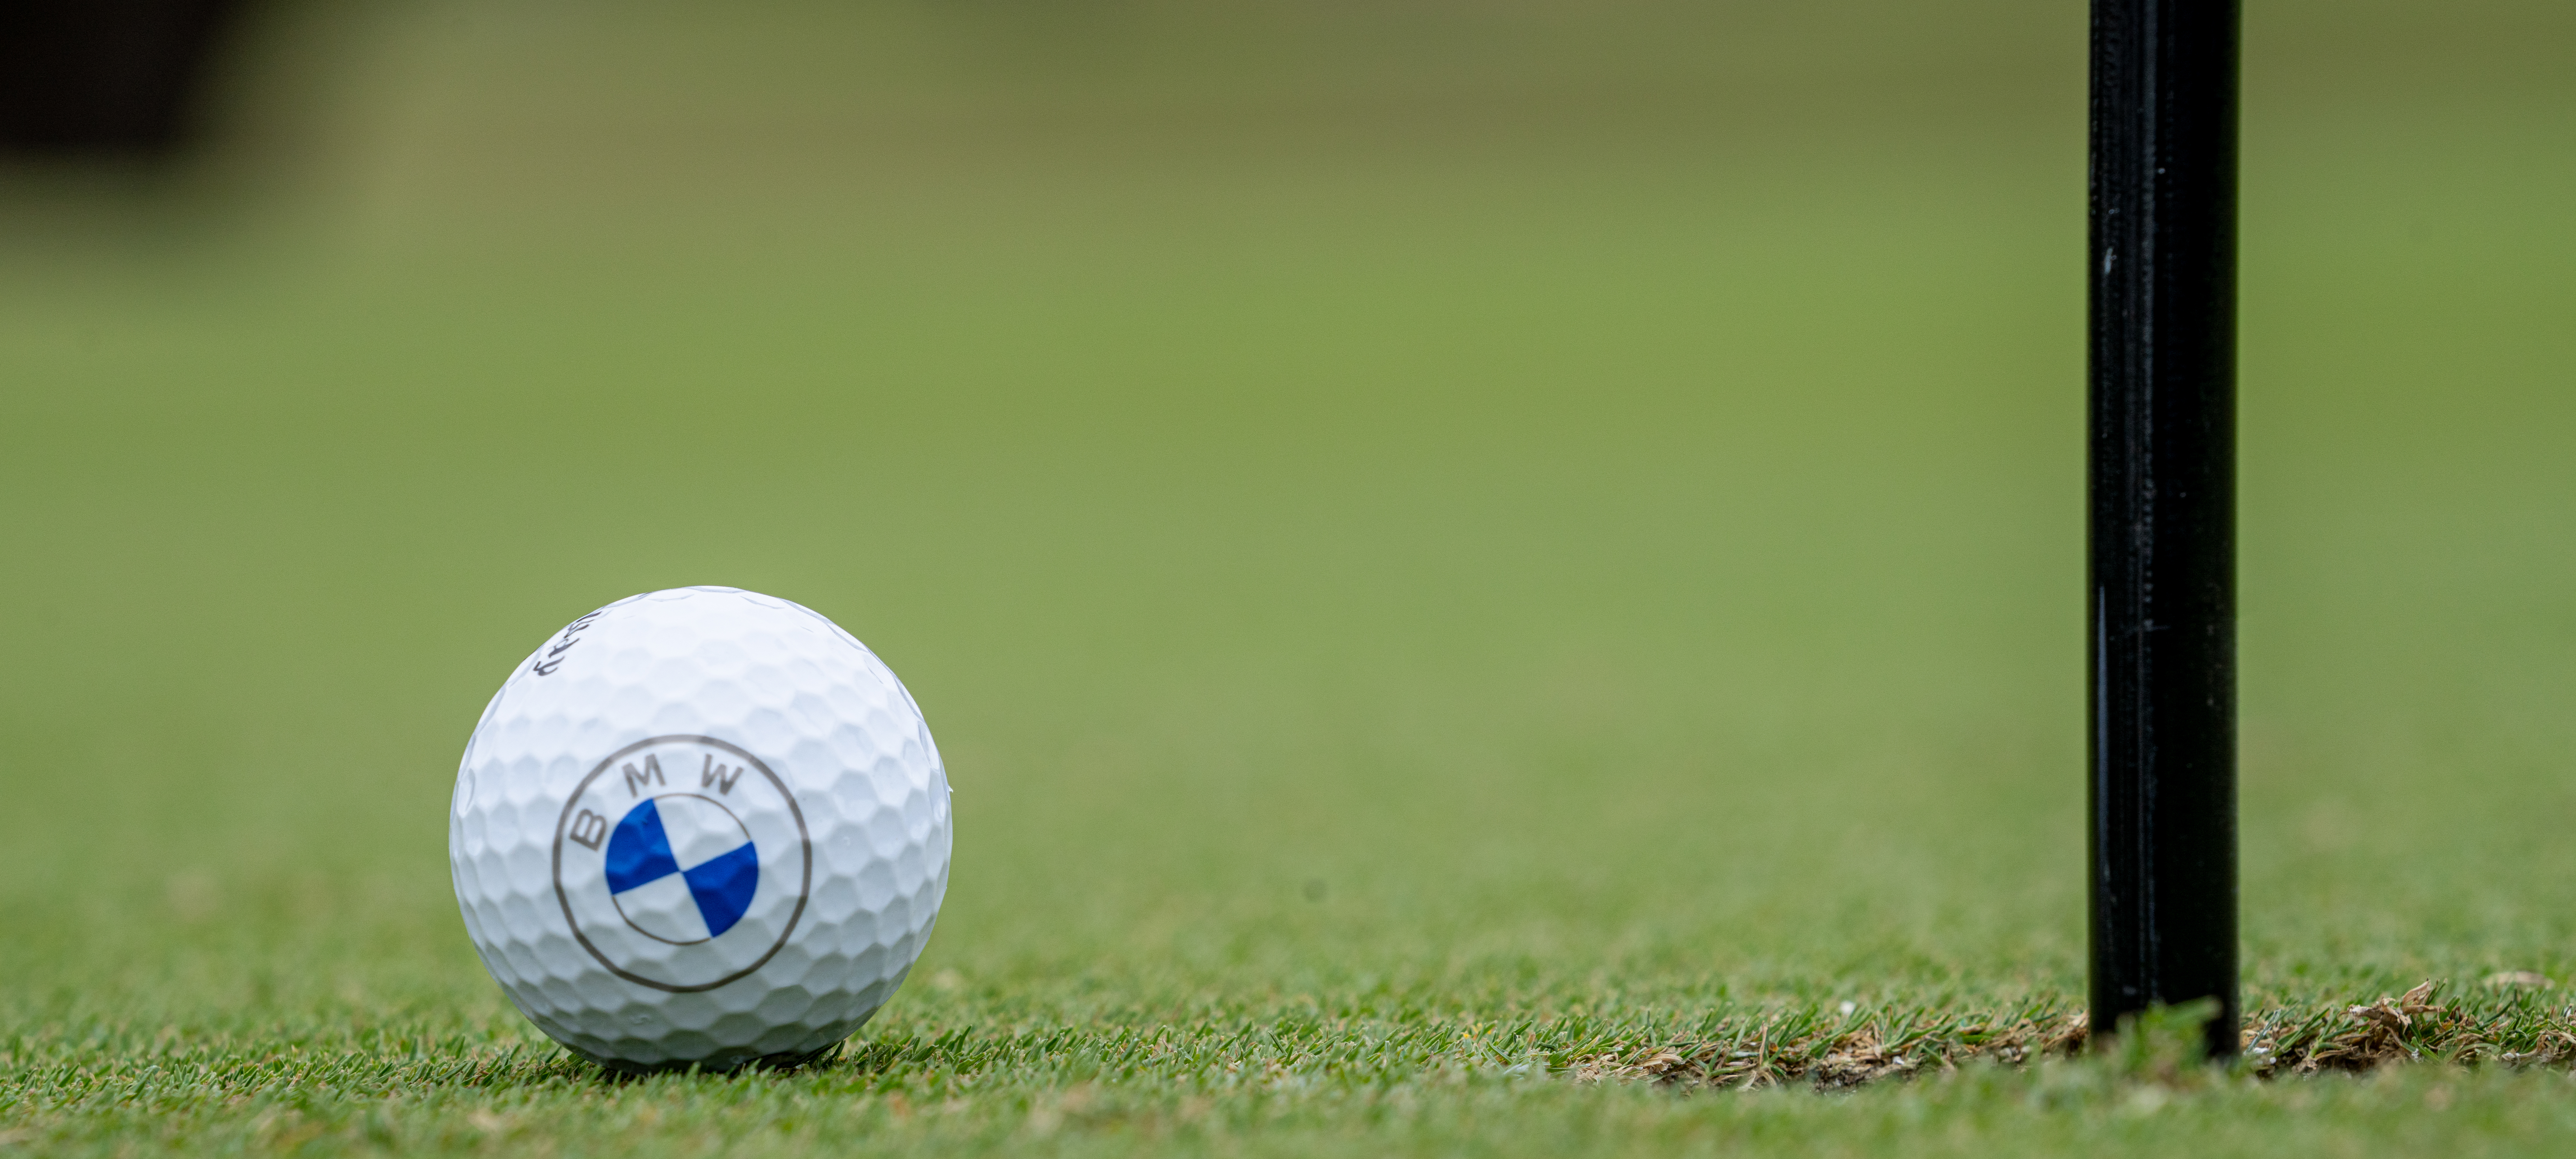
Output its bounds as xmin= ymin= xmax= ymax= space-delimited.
xmin=554 ymin=736 xmax=811 ymax=992
xmin=449 ymin=586 xmax=953 ymax=1072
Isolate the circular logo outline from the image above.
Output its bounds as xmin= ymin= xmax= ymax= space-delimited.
xmin=552 ymin=735 xmax=813 ymax=992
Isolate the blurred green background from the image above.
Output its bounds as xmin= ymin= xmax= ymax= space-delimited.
xmin=4 ymin=0 xmax=2575 ymax=1140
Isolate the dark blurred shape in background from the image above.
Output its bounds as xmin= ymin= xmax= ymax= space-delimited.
xmin=0 ymin=0 xmax=248 ymax=157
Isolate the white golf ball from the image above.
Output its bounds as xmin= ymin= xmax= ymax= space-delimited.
xmin=447 ymin=587 xmax=952 ymax=1071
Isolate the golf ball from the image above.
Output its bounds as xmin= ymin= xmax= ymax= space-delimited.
xmin=447 ymin=586 xmax=952 ymax=1071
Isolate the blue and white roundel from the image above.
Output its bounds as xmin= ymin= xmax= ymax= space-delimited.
xmin=606 ymin=795 xmax=760 ymax=942
xmin=553 ymin=735 xmax=813 ymax=992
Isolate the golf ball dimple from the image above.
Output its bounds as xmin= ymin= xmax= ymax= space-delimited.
xmin=448 ymin=587 xmax=952 ymax=1071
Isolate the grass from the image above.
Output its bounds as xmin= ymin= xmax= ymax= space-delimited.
xmin=6 ymin=0 xmax=2576 ymax=1153
xmin=18 ymin=992 xmax=2576 ymax=1156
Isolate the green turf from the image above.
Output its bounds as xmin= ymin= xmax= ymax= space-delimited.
xmin=6 ymin=0 xmax=2576 ymax=1153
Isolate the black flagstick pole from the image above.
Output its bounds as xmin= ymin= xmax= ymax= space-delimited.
xmin=2088 ymin=0 xmax=2241 ymax=1060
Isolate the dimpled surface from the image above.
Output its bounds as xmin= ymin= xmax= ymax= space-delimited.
xmin=449 ymin=587 xmax=952 ymax=1071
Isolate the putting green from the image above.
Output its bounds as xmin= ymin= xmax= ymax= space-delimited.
xmin=5 ymin=1 xmax=2575 ymax=1153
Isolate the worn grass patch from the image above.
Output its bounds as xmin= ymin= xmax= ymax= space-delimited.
xmin=1587 ymin=980 xmax=2576 ymax=1090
